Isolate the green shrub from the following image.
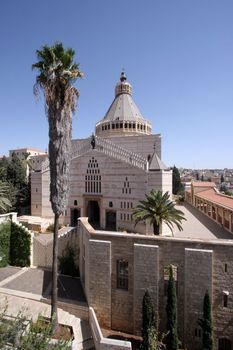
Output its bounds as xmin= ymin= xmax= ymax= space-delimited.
xmin=0 ymin=308 xmax=70 ymax=350
xmin=9 ymin=222 xmax=31 ymax=267
xmin=0 ymin=222 xmax=11 ymax=267
xmin=58 ymin=244 xmax=79 ymax=277
xmin=46 ymin=223 xmax=62 ymax=233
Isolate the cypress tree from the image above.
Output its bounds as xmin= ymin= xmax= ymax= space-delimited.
xmin=142 ymin=290 xmax=156 ymax=350
xmin=166 ymin=266 xmax=178 ymax=350
xmin=172 ymin=166 xmax=182 ymax=195
xmin=198 ymin=292 xmax=213 ymax=350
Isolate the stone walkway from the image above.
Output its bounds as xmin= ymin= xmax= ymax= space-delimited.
xmin=0 ymin=267 xmax=94 ymax=350
xmin=173 ymin=203 xmax=233 ymax=240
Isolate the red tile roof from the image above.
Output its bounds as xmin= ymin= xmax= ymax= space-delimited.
xmin=192 ymin=181 xmax=216 ymax=187
xmin=195 ymin=188 xmax=233 ymax=210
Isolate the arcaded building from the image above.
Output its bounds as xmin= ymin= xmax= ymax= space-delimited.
xmin=31 ymin=72 xmax=172 ymax=234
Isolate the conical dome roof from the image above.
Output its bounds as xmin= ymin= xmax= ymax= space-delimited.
xmin=95 ymin=72 xmax=152 ymax=137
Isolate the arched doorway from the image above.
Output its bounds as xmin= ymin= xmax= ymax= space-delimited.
xmin=87 ymin=200 xmax=100 ymax=228
xmin=219 ymin=338 xmax=232 ymax=350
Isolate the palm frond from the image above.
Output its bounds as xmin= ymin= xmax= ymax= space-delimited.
xmin=133 ymin=190 xmax=186 ymax=235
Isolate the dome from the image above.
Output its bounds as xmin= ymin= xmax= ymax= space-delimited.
xmin=95 ymin=72 xmax=152 ymax=137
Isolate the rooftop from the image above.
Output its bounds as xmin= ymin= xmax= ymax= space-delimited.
xmin=192 ymin=181 xmax=216 ymax=187
xmin=195 ymin=188 xmax=233 ymax=210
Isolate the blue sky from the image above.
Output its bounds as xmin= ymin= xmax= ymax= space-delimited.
xmin=0 ymin=0 xmax=232 ymax=169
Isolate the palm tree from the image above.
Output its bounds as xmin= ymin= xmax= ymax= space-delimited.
xmin=133 ymin=190 xmax=186 ymax=235
xmin=0 ymin=181 xmax=12 ymax=213
xmin=32 ymin=42 xmax=83 ymax=329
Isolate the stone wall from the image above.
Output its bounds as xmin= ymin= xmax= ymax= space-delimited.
xmin=79 ymin=218 xmax=233 ymax=350
xmin=89 ymin=307 xmax=131 ymax=350
xmin=33 ymin=227 xmax=78 ymax=268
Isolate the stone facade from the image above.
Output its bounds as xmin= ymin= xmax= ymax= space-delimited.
xmin=30 ymin=73 xmax=172 ymax=235
xmin=79 ymin=217 xmax=233 ymax=350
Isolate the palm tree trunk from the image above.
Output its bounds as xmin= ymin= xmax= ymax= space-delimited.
xmin=153 ymin=222 xmax=160 ymax=235
xmin=51 ymin=212 xmax=60 ymax=331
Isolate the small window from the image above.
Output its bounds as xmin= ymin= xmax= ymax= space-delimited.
xmin=225 ymin=264 xmax=228 ymax=272
xmin=117 ymin=260 xmax=128 ymax=290
xmin=223 ymin=294 xmax=228 ymax=307
xmin=36 ymin=188 xmax=38 ymax=192
xmin=109 ymin=201 xmax=113 ymax=208
xmin=74 ymin=200 xmax=78 ymax=206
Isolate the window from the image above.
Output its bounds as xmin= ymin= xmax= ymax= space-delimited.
xmin=74 ymin=200 xmax=77 ymax=206
xmin=225 ymin=264 xmax=228 ymax=273
xmin=117 ymin=260 xmax=128 ymax=290
xmin=85 ymin=158 xmax=101 ymax=193
xmin=223 ymin=294 xmax=228 ymax=307
xmin=109 ymin=201 xmax=113 ymax=208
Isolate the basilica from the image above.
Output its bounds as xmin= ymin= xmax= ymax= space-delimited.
xmin=31 ymin=72 xmax=172 ymax=234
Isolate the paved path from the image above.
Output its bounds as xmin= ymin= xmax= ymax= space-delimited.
xmin=173 ymin=203 xmax=233 ymax=240
xmin=0 ymin=267 xmax=93 ymax=350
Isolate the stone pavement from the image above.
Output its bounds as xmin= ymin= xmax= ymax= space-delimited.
xmin=0 ymin=266 xmax=94 ymax=350
xmin=173 ymin=202 xmax=233 ymax=240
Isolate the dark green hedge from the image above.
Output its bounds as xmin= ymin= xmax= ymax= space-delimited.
xmin=0 ymin=222 xmax=11 ymax=267
xmin=0 ymin=221 xmax=31 ymax=267
xmin=9 ymin=222 xmax=31 ymax=267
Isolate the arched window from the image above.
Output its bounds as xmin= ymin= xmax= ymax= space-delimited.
xmin=74 ymin=200 xmax=77 ymax=206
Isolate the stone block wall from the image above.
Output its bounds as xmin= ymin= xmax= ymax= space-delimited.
xmin=79 ymin=218 xmax=233 ymax=350
xmin=184 ymin=248 xmax=213 ymax=348
xmin=88 ymin=239 xmax=111 ymax=328
xmin=133 ymin=244 xmax=159 ymax=335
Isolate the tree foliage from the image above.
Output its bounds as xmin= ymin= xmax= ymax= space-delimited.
xmin=172 ymin=166 xmax=183 ymax=195
xmin=198 ymin=292 xmax=213 ymax=350
xmin=142 ymin=291 xmax=165 ymax=350
xmin=0 ymin=308 xmax=70 ymax=350
xmin=0 ymin=181 xmax=12 ymax=213
xmin=166 ymin=266 xmax=179 ymax=350
xmin=10 ymin=222 xmax=31 ymax=267
xmin=0 ymin=154 xmax=30 ymax=214
xmin=142 ymin=291 xmax=156 ymax=349
xmin=0 ymin=222 xmax=11 ymax=266
xmin=58 ymin=244 xmax=79 ymax=277
xmin=0 ymin=221 xmax=31 ymax=267
xmin=133 ymin=190 xmax=186 ymax=235
xmin=32 ymin=42 xmax=83 ymax=329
